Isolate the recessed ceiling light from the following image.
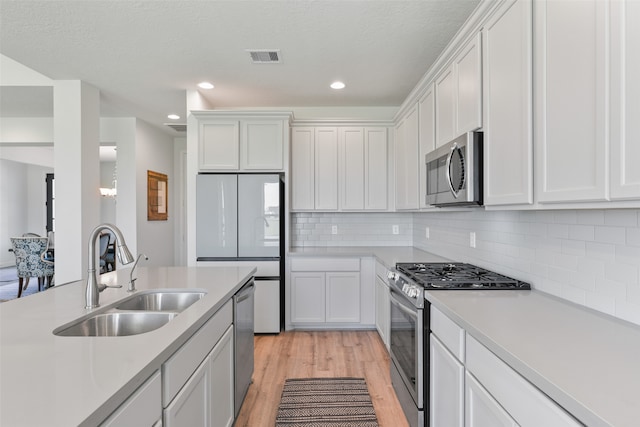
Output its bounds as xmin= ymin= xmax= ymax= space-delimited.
xmin=330 ymin=81 xmax=346 ymax=90
xmin=198 ymin=82 xmax=214 ymax=89
xmin=167 ymin=114 xmax=180 ymax=120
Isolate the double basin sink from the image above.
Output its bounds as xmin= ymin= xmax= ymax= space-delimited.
xmin=54 ymin=291 xmax=206 ymax=337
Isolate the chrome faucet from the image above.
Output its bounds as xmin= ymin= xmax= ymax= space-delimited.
xmin=85 ymin=223 xmax=135 ymax=309
xmin=128 ymin=254 xmax=148 ymax=292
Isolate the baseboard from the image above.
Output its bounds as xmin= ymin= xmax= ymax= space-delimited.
xmin=0 ymin=262 xmax=15 ymax=269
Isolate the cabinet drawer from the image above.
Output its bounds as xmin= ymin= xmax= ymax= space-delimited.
xmin=162 ymin=300 xmax=233 ymax=407
xmin=101 ymin=371 xmax=161 ymax=427
xmin=290 ymin=257 xmax=360 ymax=272
xmin=431 ymin=306 xmax=465 ymax=362
xmin=466 ymin=335 xmax=582 ymax=427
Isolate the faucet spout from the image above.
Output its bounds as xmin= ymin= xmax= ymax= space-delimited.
xmin=85 ymin=223 xmax=135 ymax=309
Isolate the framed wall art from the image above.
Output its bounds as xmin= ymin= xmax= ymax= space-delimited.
xmin=147 ymin=170 xmax=168 ymax=221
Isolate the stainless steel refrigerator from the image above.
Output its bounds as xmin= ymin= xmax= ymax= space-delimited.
xmin=196 ymin=173 xmax=284 ymax=333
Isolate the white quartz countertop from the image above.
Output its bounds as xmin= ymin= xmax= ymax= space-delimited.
xmin=426 ymin=290 xmax=640 ymax=427
xmin=288 ymin=246 xmax=451 ymax=269
xmin=0 ymin=266 xmax=255 ymax=427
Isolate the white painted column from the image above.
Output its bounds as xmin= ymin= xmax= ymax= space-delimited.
xmin=53 ymin=80 xmax=100 ymax=285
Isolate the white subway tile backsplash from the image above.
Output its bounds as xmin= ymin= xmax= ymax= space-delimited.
xmin=604 ymin=210 xmax=638 ymax=227
xmin=576 ymin=210 xmax=605 ymax=225
xmin=626 ymin=228 xmax=640 ymax=247
xmin=568 ymin=224 xmax=596 ymax=241
xmin=594 ymin=226 xmax=626 ymax=245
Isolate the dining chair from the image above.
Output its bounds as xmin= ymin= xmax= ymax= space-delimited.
xmin=99 ymin=233 xmax=110 ymax=274
xmin=9 ymin=237 xmax=54 ymax=298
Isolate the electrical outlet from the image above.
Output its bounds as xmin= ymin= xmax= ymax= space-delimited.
xmin=392 ymin=225 xmax=399 ymax=235
xmin=425 ymin=227 xmax=430 ymax=239
xmin=470 ymin=231 xmax=476 ymax=248
xmin=331 ymin=225 xmax=338 ymax=235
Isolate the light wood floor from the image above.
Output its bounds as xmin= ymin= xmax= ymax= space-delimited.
xmin=235 ymin=330 xmax=409 ymax=427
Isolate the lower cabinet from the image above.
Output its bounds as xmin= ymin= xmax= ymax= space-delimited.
xmin=374 ymin=274 xmax=389 ymax=349
xmin=164 ymin=352 xmax=210 ymax=426
xmin=289 ymin=257 xmax=363 ymax=327
xmin=465 ymin=372 xmax=518 ymax=427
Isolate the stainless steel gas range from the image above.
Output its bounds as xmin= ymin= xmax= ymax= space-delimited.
xmin=387 ymin=262 xmax=530 ymax=427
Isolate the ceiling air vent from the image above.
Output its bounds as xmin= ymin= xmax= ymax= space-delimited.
xmin=247 ymin=49 xmax=281 ymax=64
xmin=164 ymin=123 xmax=187 ymax=132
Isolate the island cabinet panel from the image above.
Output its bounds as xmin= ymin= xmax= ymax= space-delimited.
xmin=100 ymin=371 xmax=162 ymax=427
xmin=610 ymin=0 xmax=640 ymax=200
xmin=534 ymin=0 xmax=608 ymax=203
xmin=209 ymin=326 xmax=235 ymax=427
xmin=483 ymin=0 xmax=533 ymax=206
xmin=164 ymin=355 xmax=210 ymax=426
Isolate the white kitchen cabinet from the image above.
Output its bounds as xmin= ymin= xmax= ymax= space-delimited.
xmin=534 ymin=0 xmax=608 ymax=203
xmin=466 ymin=335 xmax=582 ymax=427
xmin=610 ymin=0 xmax=640 ymax=200
xmin=395 ymin=106 xmax=419 ymax=210
xmin=101 ymin=371 xmax=162 ymax=427
xmin=315 ymin=127 xmax=339 ymax=210
xmin=418 ymin=84 xmax=436 ymax=209
xmin=209 ymin=326 xmax=235 ymax=427
xmin=339 ymin=127 xmax=389 ymax=211
xmin=240 ymin=120 xmax=284 ymax=170
xmin=291 ymin=127 xmax=315 ymax=210
xmin=374 ymin=272 xmax=390 ymax=350
xmin=465 ymin=372 xmax=518 ymax=427
xmin=435 ymin=66 xmax=456 ymax=147
xmin=430 ymin=335 xmax=465 ymax=427
xmin=164 ymin=353 xmax=210 ymax=426
xmin=199 ymin=120 xmax=240 ymax=170
xmin=483 ymin=0 xmax=533 ymax=206
xmin=195 ymin=112 xmax=289 ymax=171
xmin=289 ymin=257 xmax=364 ymax=327
xmin=435 ymin=32 xmax=482 ymax=148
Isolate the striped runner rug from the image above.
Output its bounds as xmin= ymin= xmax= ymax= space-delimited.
xmin=275 ymin=377 xmax=379 ymax=427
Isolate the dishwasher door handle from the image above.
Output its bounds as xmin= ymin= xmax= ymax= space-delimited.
xmin=235 ymin=282 xmax=255 ymax=303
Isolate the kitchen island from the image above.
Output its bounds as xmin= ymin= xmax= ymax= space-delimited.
xmin=0 ymin=266 xmax=255 ymax=427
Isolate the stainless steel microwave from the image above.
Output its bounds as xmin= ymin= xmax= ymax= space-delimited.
xmin=425 ymin=131 xmax=483 ymax=207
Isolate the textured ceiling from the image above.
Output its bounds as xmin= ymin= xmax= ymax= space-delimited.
xmin=0 ymin=0 xmax=480 ymax=133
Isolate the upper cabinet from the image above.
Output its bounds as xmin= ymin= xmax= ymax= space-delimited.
xmin=291 ymin=125 xmax=390 ymax=212
xmin=435 ymin=32 xmax=483 ymax=148
xmin=534 ymin=0 xmax=608 ymax=203
xmin=195 ymin=112 xmax=290 ymax=171
xmin=418 ymin=85 xmax=436 ymax=209
xmin=395 ymin=106 xmax=420 ymax=210
xmin=483 ymin=0 xmax=533 ymax=206
xmin=610 ymin=0 xmax=640 ymax=200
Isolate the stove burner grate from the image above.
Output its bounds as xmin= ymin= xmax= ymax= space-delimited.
xmin=396 ymin=262 xmax=530 ymax=290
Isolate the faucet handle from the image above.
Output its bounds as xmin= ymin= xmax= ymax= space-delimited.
xmin=97 ymin=283 xmax=123 ymax=292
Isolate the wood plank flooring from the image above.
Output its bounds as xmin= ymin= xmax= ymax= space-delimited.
xmin=235 ymin=330 xmax=409 ymax=427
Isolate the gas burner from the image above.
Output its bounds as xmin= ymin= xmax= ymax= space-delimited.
xmin=395 ymin=262 xmax=530 ymax=290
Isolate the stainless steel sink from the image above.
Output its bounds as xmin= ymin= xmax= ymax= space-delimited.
xmin=115 ymin=291 xmax=206 ymax=312
xmin=54 ymin=312 xmax=178 ymax=337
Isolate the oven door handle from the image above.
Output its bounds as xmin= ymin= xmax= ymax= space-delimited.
xmin=390 ymin=290 xmax=418 ymax=320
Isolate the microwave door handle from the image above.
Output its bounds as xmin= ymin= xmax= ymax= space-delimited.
xmin=445 ymin=145 xmax=459 ymax=198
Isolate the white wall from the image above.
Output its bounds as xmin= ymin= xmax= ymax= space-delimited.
xmin=135 ymin=119 xmax=175 ymax=266
xmin=0 ymin=159 xmax=52 ymax=267
xmin=413 ymin=209 xmax=640 ymax=327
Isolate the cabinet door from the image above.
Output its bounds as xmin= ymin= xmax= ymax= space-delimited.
xmin=483 ymin=0 xmax=533 ymax=206
xmin=418 ymin=85 xmax=436 ymax=209
xmin=340 ymin=127 xmax=365 ymax=210
xmin=534 ymin=0 xmax=607 ymax=203
xmin=430 ymin=335 xmax=464 ymax=427
xmin=241 ymin=120 xmax=284 ymax=170
xmin=365 ymin=128 xmax=388 ymax=210
xmin=455 ymin=32 xmax=483 ymax=135
xmin=291 ymin=127 xmax=315 ymax=210
xmin=290 ymin=272 xmax=326 ymax=323
xmin=374 ymin=276 xmax=390 ymax=349
xmin=199 ymin=121 xmax=239 ymax=170
xmin=436 ymin=66 xmax=456 ymax=147
xmin=610 ymin=0 xmax=640 ymax=200
xmin=326 ymin=272 xmax=360 ymax=323
xmin=314 ymin=127 xmax=339 ymax=210
xmin=395 ymin=107 xmax=419 ymax=210
xmin=210 ymin=327 xmax=234 ymax=427
xmin=164 ymin=356 xmax=210 ymax=427
xmin=465 ymin=372 xmax=518 ymax=427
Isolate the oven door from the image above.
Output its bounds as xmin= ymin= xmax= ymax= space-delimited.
xmin=389 ymin=288 xmax=424 ymax=408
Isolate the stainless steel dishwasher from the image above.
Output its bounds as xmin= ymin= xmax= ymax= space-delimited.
xmin=233 ymin=279 xmax=255 ymax=417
